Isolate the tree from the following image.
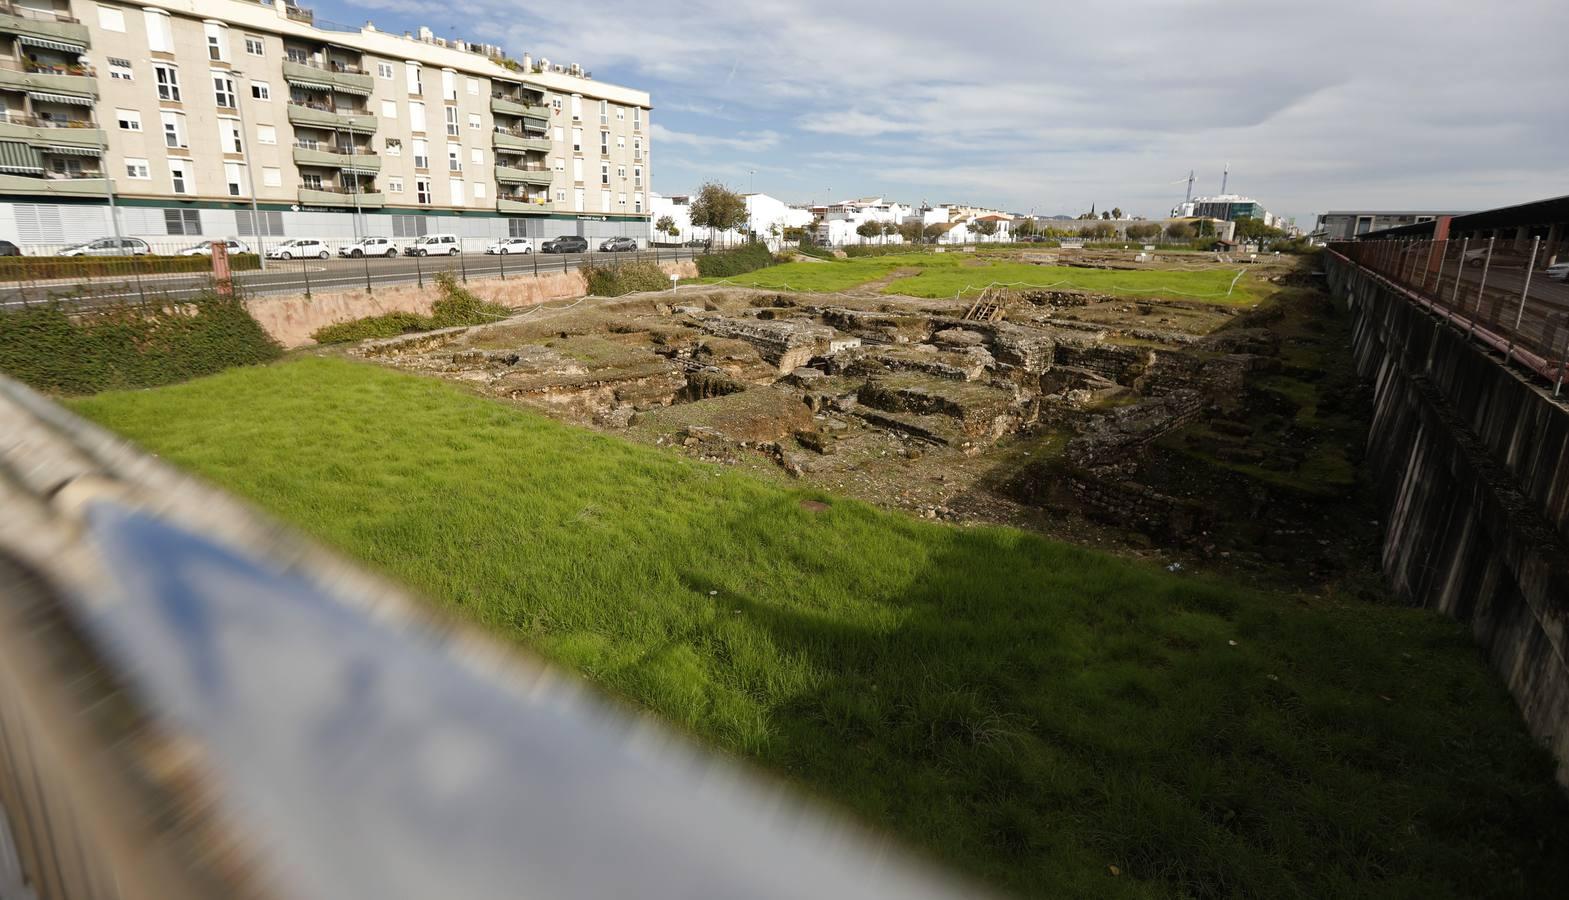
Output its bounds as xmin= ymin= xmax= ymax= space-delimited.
xmin=881 ymin=221 xmax=900 ymax=244
xmin=1014 ymin=218 xmax=1039 ymax=238
xmin=688 ymin=182 xmax=747 ymax=247
xmin=972 ymin=218 xmax=999 ymax=240
xmin=1126 ymin=222 xmax=1161 ymax=241
xmin=1100 ymin=210 xmax=1112 ymax=221
xmin=1164 ymin=221 xmax=1196 ymax=241
xmin=1083 ymin=222 xmax=1115 ymax=240
xmin=856 ymin=220 xmax=883 ymax=244
xmin=898 ymin=220 xmax=924 ymax=244
xmin=1111 ymin=207 xmax=1123 ymax=220
xmin=924 ymin=222 xmax=948 ymax=244
xmin=655 ymin=215 xmax=679 ymax=242
xmin=1231 ymin=216 xmax=1284 ymax=245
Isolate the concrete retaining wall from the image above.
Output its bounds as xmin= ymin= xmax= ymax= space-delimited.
xmin=1327 ymin=253 xmax=1569 ymax=784
xmin=248 ymin=260 xmax=699 ymax=348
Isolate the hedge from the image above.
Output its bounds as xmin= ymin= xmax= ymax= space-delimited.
xmin=695 ymin=242 xmax=775 ymax=278
xmin=584 ymin=261 xmax=672 ymax=297
xmin=0 ymin=293 xmax=281 ymax=395
xmin=0 ymin=253 xmax=262 ymax=282
xmin=313 ymin=273 xmax=512 ymax=344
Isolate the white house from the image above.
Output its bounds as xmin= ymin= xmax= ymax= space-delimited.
xmin=812 ymin=197 xmax=914 ymax=246
xmin=745 ymin=194 xmax=814 ymax=250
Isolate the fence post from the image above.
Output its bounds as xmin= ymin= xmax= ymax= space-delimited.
xmin=1468 ymin=237 xmax=1496 ymax=340
xmin=532 ymin=248 xmax=538 ymax=278
xmin=363 ymin=251 xmax=373 ymax=294
xmin=1448 ymin=237 xmax=1470 ymax=324
xmin=1505 ymin=236 xmax=1541 ymax=365
xmin=459 ymin=243 xmax=468 ymax=283
xmin=1429 ymin=238 xmax=1447 ymax=297
xmin=414 ymin=251 xmax=423 ymax=289
xmin=302 ymin=256 xmax=312 ymax=299
xmin=498 ymin=246 xmax=506 ymax=281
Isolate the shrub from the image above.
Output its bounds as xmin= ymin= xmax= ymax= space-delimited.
xmin=0 ymin=293 xmax=281 ymax=395
xmin=584 ymin=261 xmax=671 ymax=296
xmin=0 ymin=253 xmax=261 ymax=282
xmin=311 ymin=272 xmax=511 ymax=345
xmin=695 ymin=242 xmax=774 ymax=278
xmin=796 ymin=245 xmax=835 ymax=260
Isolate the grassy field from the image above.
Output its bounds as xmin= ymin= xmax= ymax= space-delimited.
xmin=72 ymin=358 xmax=1569 ymax=899
xmin=702 ymin=253 xmax=1264 ymax=304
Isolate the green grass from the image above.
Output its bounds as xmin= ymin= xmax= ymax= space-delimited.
xmin=71 ymin=358 xmax=1569 ymax=899
xmin=701 ymin=253 xmax=1264 ymax=304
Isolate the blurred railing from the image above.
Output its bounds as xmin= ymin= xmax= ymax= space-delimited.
xmin=0 ymin=1 xmax=79 ymax=22
xmin=1332 ymin=238 xmax=1569 ymax=392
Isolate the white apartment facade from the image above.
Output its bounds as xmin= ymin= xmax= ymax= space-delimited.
xmin=0 ymin=0 xmax=652 ymax=249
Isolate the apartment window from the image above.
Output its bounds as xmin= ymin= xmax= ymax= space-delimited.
xmin=574 ymin=188 xmax=584 ymax=212
xmin=245 ymin=35 xmax=264 ymax=56
xmin=377 ymin=62 xmax=393 ymax=79
xmin=218 ymin=119 xmax=243 ymax=153
xmin=551 ymin=157 xmax=563 ymax=171
xmin=212 ymin=72 xmax=237 ymax=109
xmin=600 ymin=163 xmax=609 ymax=186
xmin=600 ymin=131 xmax=608 ymax=155
xmin=224 ymin=162 xmax=246 ymax=197
xmin=163 ymin=208 xmax=201 ymax=235
xmin=388 ymin=177 xmax=403 ymax=193
xmin=261 ymin=167 xmax=281 ymax=188
xmin=108 ymin=58 xmax=133 ymax=81
xmin=599 ymin=100 xmax=608 ymax=124
xmin=144 ymin=10 xmax=172 ymax=53
xmin=409 ymin=101 xmax=426 ymax=132
xmin=390 ymin=214 xmax=428 ymax=238
xmin=412 ymin=139 xmax=428 ymax=168
xmin=300 ymin=173 xmax=321 ymax=189
xmin=160 ymin=112 xmax=187 ymax=149
xmin=378 ymin=100 xmax=396 ymax=119
xmin=570 ymin=95 xmax=581 ymax=120
xmin=633 ymin=108 xmax=641 ymax=130
xmin=616 ymin=136 xmax=624 ymax=151
xmin=633 ymin=166 xmax=642 ymax=188
xmin=472 ymin=182 xmax=486 ymax=200
xmin=416 ymin=178 xmax=431 ymax=204
xmin=441 ymin=70 xmax=457 ymax=101
xmin=286 ymin=47 xmax=308 ymax=64
xmin=123 ymin=158 xmax=150 ymax=179
xmin=508 ymin=219 xmax=530 ymax=237
xmin=468 ymin=113 xmax=480 ymax=131
xmin=551 ymin=97 xmax=562 ymax=114
xmin=249 ymin=82 xmax=270 ymax=101
xmin=616 ymin=166 xmax=626 ymax=179
xmin=466 ymin=77 xmax=480 ymax=96
xmin=470 ymin=147 xmax=483 ymax=166
xmin=236 ymin=209 xmax=284 ymax=235
xmin=97 ymin=5 xmax=125 ymax=32
xmin=571 ymin=127 xmax=582 ymax=152
xmin=384 ymin=138 xmax=401 ymax=156
xmin=115 ymin=109 xmax=141 ymax=131
xmin=615 ymin=106 xmax=625 ymax=121
xmin=600 ymin=189 xmax=610 ymax=210
xmin=633 ymin=137 xmax=642 ymax=160
xmin=634 ymin=192 xmax=643 ymax=213
xmin=555 ymin=190 xmax=565 ymax=202
xmin=553 ymin=126 xmax=564 ymax=144
xmin=572 ymin=158 xmax=583 ymax=182
xmin=447 ymin=143 xmax=461 ymax=172
xmin=617 ymin=192 xmax=627 ymax=208
xmin=405 ymin=62 xmax=422 ymax=95
xmin=204 ymin=23 xmax=229 ymax=62
xmin=445 ymin=106 xmax=459 ymax=137
xmin=153 ymin=64 xmax=181 ymax=102
xmin=256 ymin=125 xmax=276 ymax=145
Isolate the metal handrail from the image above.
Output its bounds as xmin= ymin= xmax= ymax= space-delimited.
xmin=0 ymin=1 xmax=80 ymax=23
xmin=0 ymin=112 xmax=96 ymax=128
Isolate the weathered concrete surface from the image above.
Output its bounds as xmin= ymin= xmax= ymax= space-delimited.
xmin=247 ymin=260 xmax=699 ymax=348
xmin=1328 ymin=252 xmax=1569 ymax=785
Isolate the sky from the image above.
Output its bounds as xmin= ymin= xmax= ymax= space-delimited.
xmin=318 ymin=0 xmax=1567 ymax=227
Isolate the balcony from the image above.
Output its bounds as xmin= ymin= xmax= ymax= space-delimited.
xmin=282 ymin=59 xmax=374 ymax=97
xmin=498 ymin=196 xmax=553 ymax=215
xmin=495 ymin=165 xmax=553 ymax=187
xmin=292 ymin=144 xmax=381 ymax=173
xmin=0 ymin=4 xmax=89 ymax=49
xmin=490 ymin=96 xmax=550 ymax=120
xmin=0 ymin=172 xmax=105 ymax=197
xmin=299 ymin=186 xmax=385 ymax=209
xmin=0 ymin=59 xmax=95 ymax=99
xmin=0 ymin=113 xmax=102 ymax=150
xmin=286 ymin=102 xmax=376 ymax=134
xmin=492 ymin=129 xmax=551 ymax=153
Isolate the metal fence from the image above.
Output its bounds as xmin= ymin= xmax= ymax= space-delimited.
xmin=1333 ymin=237 xmax=1569 ymax=392
xmin=0 ymin=237 xmax=704 ymax=311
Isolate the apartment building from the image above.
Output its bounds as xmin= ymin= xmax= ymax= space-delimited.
xmin=0 ymin=0 xmax=652 ymax=249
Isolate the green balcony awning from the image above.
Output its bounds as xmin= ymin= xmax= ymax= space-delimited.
xmin=341 ymin=166 xmax=378 ymax=176
xmin=0 ymin=141 xmax=43 ymax=174
xmin=15 ymin=34 xmax=88 ymax=55
xmin=27 ymin=91 xmax=94 ymax=107
xmin=289 ymin=79 xmax=334 ymax=92
xmin=44 ymin=145 xmax=100 ymax=156
xmin=330 ymin=83 xmax=371 ymax=97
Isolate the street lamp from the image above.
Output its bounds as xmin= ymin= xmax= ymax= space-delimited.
xmin=229 ymin=71 xmax=268 ymax=269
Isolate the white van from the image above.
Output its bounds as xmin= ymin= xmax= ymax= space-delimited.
xmin=408 ymin=233 xmax=461 ymax=256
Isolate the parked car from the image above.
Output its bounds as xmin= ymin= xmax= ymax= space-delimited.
xmin=541 ymin=235 xmax=588 ymax=254
xmin=266 ymin=239 xmax=331 ymax=260
xmin=682 ymin=238 xmax=711 ymax=249
xmin=408 ymin=233 xmax=461 ymax=256
xmin=1546 ymin=261 xmax=1569 ymax=282
xmin=337 ymin=237 xmax=399 ymax=258
xmin=0 ymin=240 xmax=20 ymax=257
xmin=58 ymin=237 xmax=150 ymax=257
xmin=178 ymin=238 xmax=251 ymax=257
xmin=1463 ymin=246 xmax=1532 ymax=268
xmin=484 ymin=237 xmax=534 ymax=255
xmin=598 ymin=237 xmax=637 ymax=252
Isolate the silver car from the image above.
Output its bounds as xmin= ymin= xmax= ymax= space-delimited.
xmin=59 ymin=237 xmax=150 ymax=257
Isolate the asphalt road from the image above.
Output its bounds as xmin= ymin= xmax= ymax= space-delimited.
xmin=0 ymin=248 xmax=702 ymax=309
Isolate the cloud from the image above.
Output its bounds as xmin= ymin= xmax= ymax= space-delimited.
xmin=335 ymin=0 xmax=1569 ymax=221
